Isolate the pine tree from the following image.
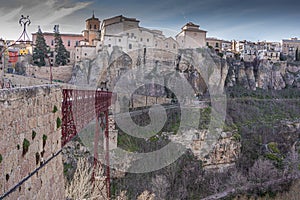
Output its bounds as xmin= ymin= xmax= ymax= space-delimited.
xmin=32 ymin=26 xmax=49 ymax=67
xmin=54 ymin=25 xmax=70 ymax=66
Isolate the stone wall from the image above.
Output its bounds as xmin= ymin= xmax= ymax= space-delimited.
xmin=0 ymin=85 xmax=64 ymax=199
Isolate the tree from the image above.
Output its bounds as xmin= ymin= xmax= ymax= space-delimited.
xmin=54 ymin=25 xmax=70 ymax=66
xmin=32 ymin=26 xmax=49 ymax=66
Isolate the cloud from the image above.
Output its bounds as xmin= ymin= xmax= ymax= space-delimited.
xmin=0 ymin=0 xmax=92 ymax=39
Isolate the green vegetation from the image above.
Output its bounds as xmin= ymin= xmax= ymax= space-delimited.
xmin=42 ymin=134 xmax=48 ymax=148
xmin=232 ymin=133 xmax=241 ymax=141
xmin=0 ymin=154 xmax=2 ymax=164
xmin=32 ymin=26 xmax=49 ymax=67
xmin=22 ymin=138 xmax=30 ymax=155
xmin=56 ymin=117 xmax=62 ymax=129
xmin=63 ymin=163 xmax=73 ymax=175
xmin=32 ymin=130 xmax=37 ymax=140
xmin=52 ymin=105 xmax=58 ymax=113
xmin=268 ymin=142 xmax=280 ymax=154
xmin=54 ymin=25 xmax=70 ymax=66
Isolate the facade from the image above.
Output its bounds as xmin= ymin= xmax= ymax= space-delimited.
xmin=176 ymin=22 xmax=207 ymax=49
xmin=282 ymin=37 xmax=300 ymax=59
xmin=83 ymin=13 xmax=101 ymax=45
xmin=99 ymin=15 xmax=178 ymax=54
xmin=32 ymin=32 xmax=84 ymax=64
xmin=206 ymin=37 xmax=222 ymax=52
xmin=222 ymin=40 xmax=232 ymax=52
xmin=257 ymin=50 xmax=280 ymax=61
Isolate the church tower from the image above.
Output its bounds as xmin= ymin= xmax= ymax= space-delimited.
xmin=83 ymin=12 xmax=101 ymax=45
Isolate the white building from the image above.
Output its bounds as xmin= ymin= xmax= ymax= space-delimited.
xmin=100 ymin=15 xmax=178 ymax=54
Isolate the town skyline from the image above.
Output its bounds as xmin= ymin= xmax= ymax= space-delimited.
xmin=1 ymin=0 xmax=300 ymax=42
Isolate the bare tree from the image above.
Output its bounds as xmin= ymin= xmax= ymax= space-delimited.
xmin=248 ymin=159 xmax=280 ymax=187
xmin=151 ymin=175 xmax=169 ymax=200
xmin=227 ymin=168 xmax=248 ymax=190
xmin=65 ymin=158 xmax=106 ymax=200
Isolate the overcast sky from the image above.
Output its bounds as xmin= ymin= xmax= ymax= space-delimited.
xmin=1 ymin=0 xmax=299 ymax=42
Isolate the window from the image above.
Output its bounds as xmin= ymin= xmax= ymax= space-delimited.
xmin=131 ymin=33 xmax=134 ymax=37
xmin=206 ymin=42 xmax=209 ymax=46
xmin=215 ymin=43 xmax=219 ymax=48
xmin=173 ymin=44 xmax=176 ymax=49
xmin=129 ymin=44 xmax=132 ymax=49
xmin=108 ymin=44 xmax=111 ymax=47
xmin=84 ymin=53 xmax=87 ymax=56
xmin=140 ymin=38 xmax=143 ymax=42
xmin=147 ymin=38 xmax=149 ymax=42
xmin=75 ymin=41 xmax=79 ymax=46
xmin=68 ymin=40 xmax=70 ymax=47
xmin=119 ymin=39 xmax=121 ymax=42
xmin=165 ymin=43 xmax=169 ymax=48
xmin=90 ymin=24 xmax=92 ymax=29
xmin=94 ymin=25 xmax=97 ymax=29
xmin=51 ymin=40 xmax=54 ymax=46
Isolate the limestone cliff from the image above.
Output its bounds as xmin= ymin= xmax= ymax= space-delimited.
xmin=226 ymin=59 xmax=300 ymax=90
xmin=70 ymin=47 xmax=300 ymax=92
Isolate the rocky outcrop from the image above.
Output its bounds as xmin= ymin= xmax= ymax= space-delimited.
xmin=169 ymin=128 xmax=241 ymax=170
xmin=227 ymin=59 xmax=300 ymax=90
xmin=70 ymin=46 xmax=300 ymax=92
xmin=69 ymin=49 xmax=110 ymax=88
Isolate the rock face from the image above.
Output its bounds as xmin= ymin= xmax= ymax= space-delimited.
xmin=169 ymin=128 xmax=241 ymax=170
xmin=69 ymin=48 xmax=110 ymax=88
xmin=70 ymin=47 xmax=300 ymax=92
xmin=227 ymin=59 xmax=300 ymax=90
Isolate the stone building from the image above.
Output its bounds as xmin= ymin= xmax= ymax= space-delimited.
xmin=282 ymin=37 xmax=300 ymax=59
xmin=83 ymin=12 xmax=101 ymax=45
xmin=176 ymin=22 xmax=207 ymax=49
xmin=206 ymin=37 xmax=222 ymax=52
xmin=99 ymin=15 xmax=178 ymax=54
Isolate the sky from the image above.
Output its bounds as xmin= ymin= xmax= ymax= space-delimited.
xmin=1 ymin=0 xmax=300 ymax=42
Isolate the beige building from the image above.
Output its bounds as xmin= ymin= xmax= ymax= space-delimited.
xmin=83 ymin=13 xmax=101 ymax=45
xmin=99 ymin=15 xmax=178 ymax=54
xmin=282 ymin=37 xmax=300 ymax=58
xmin=206 ymin=37 xmax=222 ymax=52
xmin=176 ymin=22 xmax=207 ymax=49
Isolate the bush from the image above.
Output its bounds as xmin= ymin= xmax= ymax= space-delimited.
xmin=56 ymin=117 xmax=62 ymax=129
xmin=22 ymin=138 xmax=30 ymax=155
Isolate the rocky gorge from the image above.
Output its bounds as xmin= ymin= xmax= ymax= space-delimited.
xmin=64 ymin=47 xmax=300 ymax=199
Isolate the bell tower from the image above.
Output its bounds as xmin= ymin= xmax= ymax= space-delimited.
xmin=83 ymin=11 xmax=101 ymax=45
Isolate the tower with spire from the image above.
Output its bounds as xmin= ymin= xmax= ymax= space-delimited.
xmin=83 ymin=11 xmax=101 ymax=45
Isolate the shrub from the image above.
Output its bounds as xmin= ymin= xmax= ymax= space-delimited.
xmin=42 ymin=134 xmax=48 ymax=148
xmin=22 ymin=138 xmax=30 ymax=155
xmin=0 ymin=154 xmax=2 ymax=164
xmin=52 ymin=105 xmax=58 ymax=113
xmin=56 ymin=117 xmax=62 ymax=129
